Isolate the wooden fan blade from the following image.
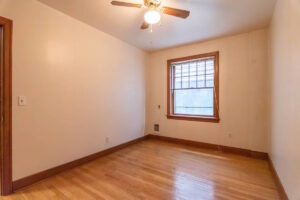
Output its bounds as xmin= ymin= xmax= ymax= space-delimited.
xmin=111 ymin=1 xmax=142 ymax=8
xmin=163 ymin=7 xmax=190 ymax=19
xmin=141 ymin=21 xmax=149 ymax=30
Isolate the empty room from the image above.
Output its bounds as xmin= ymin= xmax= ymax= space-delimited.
xmin=0 ymin=0 xmax=299 ymax=199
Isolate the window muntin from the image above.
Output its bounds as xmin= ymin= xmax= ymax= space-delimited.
xmin=167 ymin=52 xmax=219 ymax=122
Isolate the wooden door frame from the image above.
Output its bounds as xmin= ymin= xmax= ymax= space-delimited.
xmin=0 ymin=16 xmax=13 ymax=195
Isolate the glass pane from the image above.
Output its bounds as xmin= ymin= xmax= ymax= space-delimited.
xmin=182 ymin=76 xmax=189 ymax=88
xmin=206 ymin=74 xmax=214 ymax=87
xmin=206 ymin=60 xmax=214 ymax=68
xmin=190 ymin=62 xmax=197 ymax=76
xmin=174 ymin=88 xmax=214 ymax=116
xmin=190 ymin=76 xmax=197 ymax=88
xmin=182 ymin=64 xmax=189 ymax=77
xmin=197 ymin=61 xmax=205 ymax=75
xmin=197 ymin=75 xmax=205 ymax=87
xmin=175 ymin=77 xmax=182 ymax=89
xmin=206 ymin=60 xmax=214 ymax=74
xmin=174 ymin=65 xmax=181 ymax=77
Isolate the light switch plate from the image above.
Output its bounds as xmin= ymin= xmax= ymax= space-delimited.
xmin=18 ymin=96 xmax=26 ymax=106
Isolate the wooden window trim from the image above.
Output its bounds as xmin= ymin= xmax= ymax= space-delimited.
xmin=167 ymin=52 xmax=220 ymax=123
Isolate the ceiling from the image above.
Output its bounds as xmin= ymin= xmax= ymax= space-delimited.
xmin=37 ymin=0 xmax=276 ymax=51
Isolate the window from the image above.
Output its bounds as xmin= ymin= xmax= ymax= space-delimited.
xmin=167 ymin=52 xmax=219 ymax=122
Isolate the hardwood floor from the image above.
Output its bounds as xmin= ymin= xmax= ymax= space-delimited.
xmin=2 ymin=139 xmax=280 ymax=200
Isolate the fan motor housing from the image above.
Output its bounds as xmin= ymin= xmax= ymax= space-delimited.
xmin=144 ymin=0 xmax=162 ymax=8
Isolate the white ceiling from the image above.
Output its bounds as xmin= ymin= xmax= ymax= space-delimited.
xmin=37 ymin=0 xmax=276 ymax=51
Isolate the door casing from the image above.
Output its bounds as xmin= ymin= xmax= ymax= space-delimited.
xmin=0 ymin=16 xmax=12 ymax=196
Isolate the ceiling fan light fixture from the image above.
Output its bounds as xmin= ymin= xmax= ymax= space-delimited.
xmin=144 ymin=10 xmax=161 ymax=25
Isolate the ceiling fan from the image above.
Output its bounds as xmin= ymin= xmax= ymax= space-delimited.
xmin=111 ymin=0 xmax=190 ymax=31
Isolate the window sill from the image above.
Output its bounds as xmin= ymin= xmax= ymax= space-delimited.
xmin=166 ymin=114 xmax=220 ymax=123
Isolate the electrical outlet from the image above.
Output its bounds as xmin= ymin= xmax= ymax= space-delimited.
xmin=18 ymin=96 xmax=27 ymax=106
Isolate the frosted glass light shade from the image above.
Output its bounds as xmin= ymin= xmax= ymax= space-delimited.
xmin=144 ymin=10 xmax=161 ymax=25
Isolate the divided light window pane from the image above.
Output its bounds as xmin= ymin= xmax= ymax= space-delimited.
xmin=171 ymin=57 xmax=215 ymax=116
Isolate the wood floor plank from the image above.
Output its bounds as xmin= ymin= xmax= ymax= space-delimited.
xmin=1 ymin=139 xmax=280 ymax=200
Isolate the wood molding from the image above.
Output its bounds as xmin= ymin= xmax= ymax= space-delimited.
xmin=167 ymin=51 xmax=220 ymax=122
xmin=147 ymin=134 xmax=268 ymax=160
xmin=268 ymin=158 xmax=289 ymax=200
xmin=0 ymin=16 xmax=13 ymax=196
xmin=166 ymin=114 xmax=220 ymax=123
xmin=12 ymin=134 xmax=288 ymax=200
xmin=13 ymin=136 xmax=147 ymax=191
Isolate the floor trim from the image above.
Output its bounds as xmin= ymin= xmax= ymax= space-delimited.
xmin=147 ymin=134 xmax=268 ymax=159
xmin=268 ymin=158 xmax=289 ymax=200
xmin=13 ymin=136 xmax=147 ymax=191
xmin=13 ymin=134 xmax=288 ymax=200
xmin=148 ymin=134 xmax=290 ymax=199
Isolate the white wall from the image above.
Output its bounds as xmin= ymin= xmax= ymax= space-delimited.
xmin=1 ymin=3 xmax=298 ymax=199
xmin=268 ymin=0 xmax=300 ymax=199
xmin=0 ymin=0 xmax=147 ymax=180
xmin=146 ymin=29 xmax=269 ymax=152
